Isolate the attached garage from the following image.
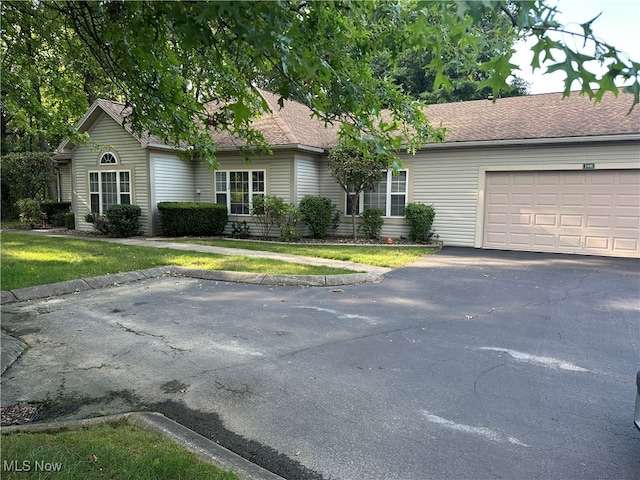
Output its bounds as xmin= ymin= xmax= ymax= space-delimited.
xmin=483 ymin=169 xmax=640 ymax=257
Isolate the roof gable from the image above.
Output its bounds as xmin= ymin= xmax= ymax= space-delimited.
xmin=56 ymin=99 xmax=141 ymax=154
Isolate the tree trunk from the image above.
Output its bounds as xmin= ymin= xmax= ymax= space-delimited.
xmin=350 ymin=193 xmax=358 ymax=241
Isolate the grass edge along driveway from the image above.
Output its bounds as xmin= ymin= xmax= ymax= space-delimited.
xmin=1 ymin=421 xmax=238 ymax=480
xmin=0 ymin=232 xmax=433 ymax=291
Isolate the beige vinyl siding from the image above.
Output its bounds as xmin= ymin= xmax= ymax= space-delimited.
xmin=58 ymin=163 xmax=72 ymax=203
xmin=72 ymin=112 xmax=149 ymax=233
xmin=149 ymin=153 xmax=195 ymax=235
xmin=318 ymin=158 xmax=349 ymax=235
xmin=294 ymin=154 xmax=321 ymax=203
xmin=194 ymin=161 xmax=213 ymax=203
xmin=150 ymin=153 xmax=195 ymax=202
xmin=412 ymin=141 xmax=640 ymax=248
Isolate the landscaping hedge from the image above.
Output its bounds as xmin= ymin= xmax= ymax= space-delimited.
xmin=157 ymin=202 xmax=228 ymax=236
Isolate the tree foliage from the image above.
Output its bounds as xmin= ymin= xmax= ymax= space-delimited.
xmin=328 ymin=142 xmax=389 ymax=240
xmin=0 ymin=152 xmax=57 ymax=219
xmin=1 ymin=2 xmax=119 ymax=154
xmin=1 ymin=0 xmax=638 ymax=165
xmin=372 ymin=7 xmax=530 ymax=103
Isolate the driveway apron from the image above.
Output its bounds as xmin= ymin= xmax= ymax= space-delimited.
xmin=2 ymin=247 xmax=639 ymax=479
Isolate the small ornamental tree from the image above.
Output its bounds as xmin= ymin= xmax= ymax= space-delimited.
xmin=328 ymin=142 xmax=389 ymax=240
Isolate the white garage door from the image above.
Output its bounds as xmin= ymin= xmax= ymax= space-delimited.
xmin=483 ymin=170 xmax=640 ymax=258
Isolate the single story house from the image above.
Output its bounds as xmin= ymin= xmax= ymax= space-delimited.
xmin=55 ymin=89 xmax=640 ymax=258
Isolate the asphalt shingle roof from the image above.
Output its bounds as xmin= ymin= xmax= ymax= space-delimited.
xmin=70 ymin=88 xmax=640 ymax=154
xmin=423 ymin=90 xmax=640 ymax=143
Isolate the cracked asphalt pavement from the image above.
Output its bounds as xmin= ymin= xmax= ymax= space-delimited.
xmin=2 ymin=248 xmax=639 ymax=479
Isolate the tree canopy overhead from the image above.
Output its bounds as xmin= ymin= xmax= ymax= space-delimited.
xmin=2 ymin=0 xmax=638 ymax=164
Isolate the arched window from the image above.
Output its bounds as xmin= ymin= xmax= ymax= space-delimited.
xmin=99 ymin=152 xmax=118 ymax=165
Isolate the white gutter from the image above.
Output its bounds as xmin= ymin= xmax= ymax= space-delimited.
xmin=418 ymin=133 xmax=640 ymax=151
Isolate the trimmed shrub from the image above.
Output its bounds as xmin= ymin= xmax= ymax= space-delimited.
xmin=298 ymin=195 xmax=340 ymax=238
xmin=231 ymin=221 xmax=251 ymax=238
xmin=360 ymin=207 xmax=384 ymax=239
xmin=93 ymin=214 xmax=111 ymax=235
xmin=405 ymin=203 xmax=436 ymax=242
xmin=41 ymin=202 xmax=71 ymax=218
xmin=157 ymin=202 xmax=228 ymax=237
xmin=64 ymin=212 xmax=75 ymax=229
xmin=105 ymin=204 xmax=141 ymax=238
xmin=16 ymin=198 xmax=41 ymax=228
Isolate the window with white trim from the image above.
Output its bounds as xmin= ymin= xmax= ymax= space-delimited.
xmin=215 ymin=170 xmax=265 ymax=214
xmin=89 ymin=170 xmax=131 ymax=214
xmin=346 ymin=170 xmax=407 ymax=217
xmin=99 ymin=152 xmax=118 ymax=165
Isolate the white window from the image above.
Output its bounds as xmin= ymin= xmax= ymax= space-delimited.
xmin=99 ymin=152 xmax=118 ymax=165
xmin=215 ymin=170 xmax=265 ymax=215
xmin=89 ymin=171 xmax=131 ymax=214
xmin=346 ymin=170 xmax=407 ymax=217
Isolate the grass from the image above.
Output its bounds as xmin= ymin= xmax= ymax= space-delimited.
xmin=0 ymin=232 xmax=356 ymax=291
xmin=163 ymin=238 xmax=434 ymax=268
xmin=0 ymin=421 xmax=238 ymax=480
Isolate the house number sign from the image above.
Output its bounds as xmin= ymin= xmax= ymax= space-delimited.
xmin=582 ymin=163 xmax=595 ymax=170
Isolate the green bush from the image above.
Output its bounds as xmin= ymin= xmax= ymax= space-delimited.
xmin=41 ymin=201 xmax=71 ymax=218
xmin=105 ymin=204 xmax=141 ymax=238
xmin=64 ymin=212 xmax=75 ymax=229
xmin=360 ymin=207 xmax=384 ymax=239
xmin=231 ymin=221 xmax=251 ymax=238
xmin=50 ymin=213 xmax=67 ymax=227
xmin=157 ymin=202 xmax=228 ymax=236
xmin=278 ymin=203 xmax=301 ymax=242
xmin=16 ymin=198 xmax=41 ymax=228
xmin=250 ymin=195 xmax=287 ymax=238
xmin=298 ymin=195 xmax=340 ymax=238
xmin=405 ymin=203 xmax=436 ymax=242
xmin=93 ymin=214 xmax=111 ymax=235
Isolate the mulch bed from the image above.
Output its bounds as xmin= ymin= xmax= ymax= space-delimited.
xmin=1 ymin=401 xmax=43 ymax=426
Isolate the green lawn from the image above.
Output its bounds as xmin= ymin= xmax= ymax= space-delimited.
xmin=0 ymin=232 xmax=355 ymax=291
xmin=1 ymin=422 xmax=238 ymax=480
xmin=163 ymin=238 xmax=434 ymax=268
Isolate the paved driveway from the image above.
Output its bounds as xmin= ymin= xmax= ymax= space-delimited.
xmin=2 ymin=248 xmax=639 ymax=479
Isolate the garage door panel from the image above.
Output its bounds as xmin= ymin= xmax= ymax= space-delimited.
xmin=559 ymin=235 xmax=581 ymax=247
xmin=561 ymin=194 xmax=585 ymax=206
xmin=588 ymin=194 xmax=614 ymax=207
xmin=614 ymin=216 xmax=639 ymax=229
xmin=560 ymin=214 xmax=582 ymax=227
xmin=562 ymin=174 xmax=587 ymax=185
xmin=586 ymin=215 xmax=611 ymax=228
xmin=511 ymin=213 xmax=532 ymax=225
xmin=536 ymin=193 xmax=559 ymax=206
xmin=483 ymin=170 xmax=640 ymax=258
xmin=512 ymin=193 xmax=533 ymax=205
xmin=618 ymin=195 xmax=640 ymax=207
xmin=589 ymin=172 xmax=615 ymax=185
xmin=534 ymin=213 xmax=557 ymax=226
xmin=585 ymin=236 xmax=610 ymax=249
xmin=614 ymin=238 xmax=639 ymax=251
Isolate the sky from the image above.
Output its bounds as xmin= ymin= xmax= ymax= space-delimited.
xmin=510 ymin=0 xmax=640 ymax=94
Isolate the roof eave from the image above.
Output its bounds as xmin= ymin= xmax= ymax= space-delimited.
xmin=418 ymin=133 xmax=640 ymax=151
